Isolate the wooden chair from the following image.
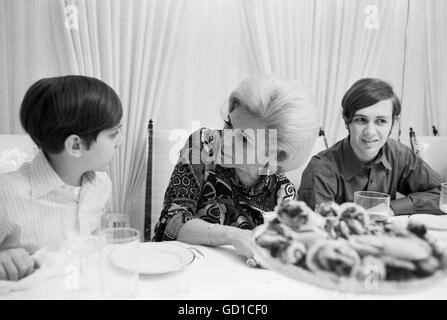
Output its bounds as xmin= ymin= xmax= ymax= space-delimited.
xmin=405 ymin=127 xmax=446 ymax=180
xmin=144 ymin=120 xmax=153 ymax=241
xmin=416 ymin=136 xmax=447 ymax=181
xmin=143 ymin=121 xmax=182 ymax=241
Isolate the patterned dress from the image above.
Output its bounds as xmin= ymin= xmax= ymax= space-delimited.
xmin=152 ymin=128 xmax=296 ymax=241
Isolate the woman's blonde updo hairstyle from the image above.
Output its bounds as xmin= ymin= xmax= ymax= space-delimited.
xmin=227 ymin=74 xmax=319 ymax=173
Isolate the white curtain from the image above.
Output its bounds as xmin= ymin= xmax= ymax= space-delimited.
xmin=155 ymin=0 xmax=251 ymax=132
xmin=147 ymin=0 xmax=252 ymax=237
xmin=424 ymin=0 xmax=447 ymax=136
xmin=241 ymin=0 xmax=408 ymax=144
xmin=50 ymin=0 xmax=184 ymax=232
xmin=0 ymin=0 xmax=72 ymax=133
xmin=400 ymin=0 xmax=447 ymax=140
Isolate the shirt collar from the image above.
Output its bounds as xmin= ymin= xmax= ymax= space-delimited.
xmin=376 ymin=145 xmax=392 ymax=171
xmin=29 ymin=150 xmax=97 ymax=198
xmin=82 ymin=171 xmax=97 ymax=186
xmin=341 ymin=137 xmax=392 ymax=180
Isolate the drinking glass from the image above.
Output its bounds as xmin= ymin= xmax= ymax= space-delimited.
xmin=58 ymin=211 xmax=107 ymax=299
xmin=100 ymin=227 xmax=140 ymax=299
xmin=440 ymin=183 xmax=447 ymax=213
xmin=102 ymin=213 xmax=131 ymax=229
xmin=354 ymin=191 xmax=391 ymax=222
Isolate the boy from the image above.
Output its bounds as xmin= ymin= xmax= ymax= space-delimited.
xmin=298 ymin=78 xmax=443 ymax=214
xmin=0 ymin=75 xmax=123 ymax=280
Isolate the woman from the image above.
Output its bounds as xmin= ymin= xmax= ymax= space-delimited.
xmin=153 ymin=74 xmax=319 ymax=263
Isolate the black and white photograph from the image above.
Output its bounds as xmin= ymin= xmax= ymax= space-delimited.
xmin=0 ymin=0 xmax=446 ymax=302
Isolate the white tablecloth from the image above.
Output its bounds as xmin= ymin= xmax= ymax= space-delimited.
xmin=1 ymin=238 xmax=447 ymax=300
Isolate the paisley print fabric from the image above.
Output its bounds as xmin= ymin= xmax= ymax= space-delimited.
xmin=152 ymin=128 xmax=296 ymax=241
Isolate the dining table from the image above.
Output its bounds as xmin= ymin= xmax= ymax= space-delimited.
xmin=1 ymin=215 xmax=447 ymax=300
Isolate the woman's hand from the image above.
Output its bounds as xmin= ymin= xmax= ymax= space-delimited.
xmin=178 ymin=220 xmax=263 ymax=267
xmin=228 ymin=228 xmax=255 ymax=258
xmin=228 ymin=228 xmax=264 ymax=268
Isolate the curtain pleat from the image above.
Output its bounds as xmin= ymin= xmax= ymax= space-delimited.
xmin=242 ymin=0 xmax=408 ymax=144
xmin=50 ymin=0 xmax=184 ymax=233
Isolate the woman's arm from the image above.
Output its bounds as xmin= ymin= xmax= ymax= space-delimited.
xmin=177 ymin=219 xmax=254 ymax=257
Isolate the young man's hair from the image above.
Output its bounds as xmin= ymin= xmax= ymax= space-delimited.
xmin=341 ymin=78 xmax=401 ymax=124
xmin=20 ymin=75 xmax=123 ymax=154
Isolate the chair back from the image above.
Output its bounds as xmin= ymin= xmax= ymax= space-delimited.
xmin=144 ymin=123 xmax=184 ymax=240
xmin=0 ymin=134 xmax=38 ymax=174
xmin=415 ymin=136 xmax=447 ymax=181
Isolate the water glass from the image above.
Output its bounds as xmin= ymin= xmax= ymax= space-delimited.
xmin=354 ymin=191 xmax=391 ymax=222
xmin=62 ymin=234 xmax=106 ymax=299
xmin=100 ymin=227 xmax=140 ymax=299
xmin=102 ymin=213 xmax=131 ymax=229
xmin=440 ymin=183 xmax=447 ymax=213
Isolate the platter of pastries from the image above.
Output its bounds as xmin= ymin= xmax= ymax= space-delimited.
xmin=252 ymin=200 xmax=447 ymax=294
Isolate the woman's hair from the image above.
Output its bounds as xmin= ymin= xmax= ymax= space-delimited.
xmin=226 ymin=74 xmax=319 ymax=172
xmin=341 ymin=78 xmax=401 ymax=124
xmin=20 ymin=75 xmax=123 ymax=154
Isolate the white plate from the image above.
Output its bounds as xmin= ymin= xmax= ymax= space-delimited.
xmin=388 ymin=215 xmax=410 ymax=229
xmin=109 ymin=242 xmax=195 ymax=275
xmin=409 ymin=214 xmax=447 ymax=230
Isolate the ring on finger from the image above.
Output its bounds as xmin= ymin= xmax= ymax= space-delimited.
xmin=246 ymin=257 xmax=258 ymax=268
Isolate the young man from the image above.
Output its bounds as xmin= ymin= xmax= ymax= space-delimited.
xmin=0 ymin=75 xmax=123 ymax=281
xmin=298 ymin=78 xmax=443 ymax=215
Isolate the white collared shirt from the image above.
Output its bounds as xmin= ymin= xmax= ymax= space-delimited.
xmin=0 ymin=151 xmax=112 ymax=253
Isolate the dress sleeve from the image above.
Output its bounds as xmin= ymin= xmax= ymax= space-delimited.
xmin=153 ymin=128 xmax=220 ymax=241
xmin=275 ymin=173 xmax=297 ymax=204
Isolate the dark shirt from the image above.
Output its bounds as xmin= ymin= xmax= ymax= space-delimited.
xmin=153 ymin=128 xmax=296 ymax=241
xmin=298 ymin=137 xmax=444 ymax=215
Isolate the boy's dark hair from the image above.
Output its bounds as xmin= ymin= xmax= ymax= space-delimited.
xmin=341 ymin=78 xmax=401 ymax=124
xmin=20 ymin=75 xmax=123 ymax=154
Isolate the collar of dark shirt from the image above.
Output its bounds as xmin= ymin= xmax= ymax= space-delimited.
xmin=341 ymin=137 xmax=392 ymax=181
